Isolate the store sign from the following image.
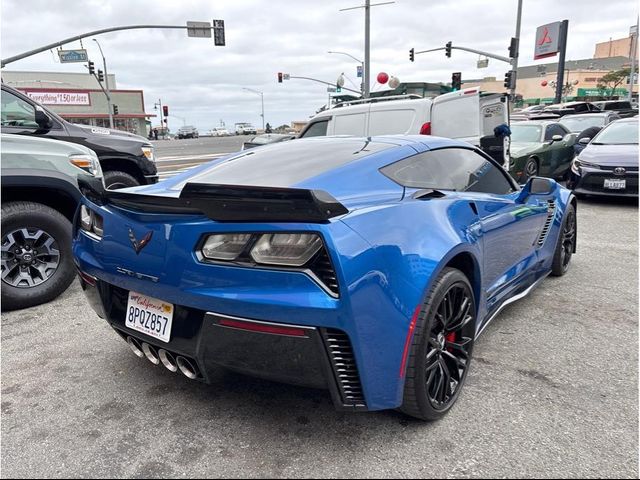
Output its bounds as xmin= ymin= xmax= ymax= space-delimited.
xmin=24 ymin=90 xmax=91 ymax=106
xmin=534 ymin=22 xmax=561 ymax=60
xmin=577 ymin=87 xmax=628 ymax=96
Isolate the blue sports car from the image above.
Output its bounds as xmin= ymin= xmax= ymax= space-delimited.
xmin=73 ymin=136 xmax=577 ymax=420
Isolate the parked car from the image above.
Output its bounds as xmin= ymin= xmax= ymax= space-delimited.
xmin=559 ymin=112 xmax=621 ymax=156
xmin=508 ymin=121 xmax=576 ymax=182
xmin=591 ymin=100 xmax=638 ymax=118
xmin=73 ymin=135 xmax=576 ymax=421
xmin=209 ymin=127 xmax=230 ymax=137
xmin=242 ymin=133 xmax=295 ymax=150
xmin=1 ymin=134 xmax=104 ymax=310
xmin=543 ymin=101 xmax=601 ymax=116
xmin=299 ymin=88 xmax=510 ymax=166
xmin=235 ymin=123 xmax=257 ymax=135
xmin=176 ymin=126 xmax=199 ymax=139
xmin=1 ymin=83 xmax=157 ymax=189
xmin=568 ymin=117 xmax=639 ymax=197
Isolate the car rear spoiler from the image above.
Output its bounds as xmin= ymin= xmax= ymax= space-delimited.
xmin=77 ymin=178 xmax=348 ymax=223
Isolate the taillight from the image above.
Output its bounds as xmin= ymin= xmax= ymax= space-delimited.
xmin=420 ymin=122 xmax=431 ymax=135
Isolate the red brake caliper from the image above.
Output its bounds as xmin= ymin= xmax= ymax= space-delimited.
xmin=445 ymin=332 xmax=456 ymax=352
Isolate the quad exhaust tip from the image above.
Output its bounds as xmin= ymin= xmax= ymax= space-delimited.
xmin=176 ymin=356 xmax=198 ymax=380
xmin=127 ymin=336 xmax=144 ymax=358
xmin=141 ymin=342 xmax=160 ymax=365
xmin=159 ymin=349 xmax=178 ymax=373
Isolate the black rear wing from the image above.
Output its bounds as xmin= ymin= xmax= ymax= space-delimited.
xmin=77 ymin=178 xmax=348 ymax=223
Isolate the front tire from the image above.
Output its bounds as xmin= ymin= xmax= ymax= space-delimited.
xmin=1 ymin=201 xmax=75 ymax=311
xmin=524 ymin=157 xmax=539 ymax=180
xmin=104 ymin=170 xmax=139 ymax=190
xmin=400 ymin=268 xmax=476 ymax=421
xmin=551 ymin=203 xmax=576 ymax=276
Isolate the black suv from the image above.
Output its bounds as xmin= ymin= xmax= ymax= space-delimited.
xmin=1 ymin=83 xmax=158 ymax=189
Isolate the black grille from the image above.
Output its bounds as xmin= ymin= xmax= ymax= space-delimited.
xmin=308 ymin=249 xmax=340 ymax=297
xmin=581 ymin=172 xmax=639 ymax=195
xmin=536 ymin=200 xmax=556 ymax=248
xmin=321 ymin=329 xmax=366 ymax=408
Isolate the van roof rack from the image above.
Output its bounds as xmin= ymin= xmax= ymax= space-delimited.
xmin=332 ymin=94 xmax=424 ymax=109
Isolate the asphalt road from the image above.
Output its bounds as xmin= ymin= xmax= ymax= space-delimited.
xmin=1 ymin=194 xmax=638 ymax=477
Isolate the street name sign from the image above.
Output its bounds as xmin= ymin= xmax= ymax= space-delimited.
xmin=58 ymin=49 xmax=88 ymax=63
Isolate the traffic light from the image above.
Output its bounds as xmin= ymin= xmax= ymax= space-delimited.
xmin=113 ymin=105 xmax=118 ymax=115
xmin=504 ymin=70 xmax=516 ymax=89
xmin=445 ymin=41 xmax=452 ymax=58
xmin=88 ymin=61 xmax=95 ymax=75
xmin=278 ymin=72 xmax=283 ymax=83
xmin=508 ymin=37 xmax=519 ymax=59
xmin=409 ymin=47 xmax=415 ymax=62
xmin=97 ymin=69 xmax=104 ymax=82
xmin=451 ymin=72 xmax=462 ymax=91
xmin=162 ymin=105 xmax=168 ymax=117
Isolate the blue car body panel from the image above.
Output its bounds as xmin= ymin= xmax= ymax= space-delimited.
xmin=73 ymin=135 xmax=575 ymax=411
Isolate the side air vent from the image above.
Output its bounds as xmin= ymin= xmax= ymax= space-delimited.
xmin=307 ymin=249 xmax=340 ymax=297
xmin=321 ymin=329 xmax=366 ymax=408
xmin=536 ymin=200 xmax=556 ymax=248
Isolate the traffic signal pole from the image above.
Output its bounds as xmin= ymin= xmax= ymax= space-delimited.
xmin=510 ymin=0 xmax=523 ymax=100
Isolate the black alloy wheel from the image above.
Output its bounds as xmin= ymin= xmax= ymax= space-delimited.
xmin=525 ymin=158 xmax=539 ymax=179
xmin=400 ymin=268 xmax=476 ymax=421
xmin=551 ymin=203 xmax=576 ymax=276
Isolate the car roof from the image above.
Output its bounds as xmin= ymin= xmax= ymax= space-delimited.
xmin=511 ymin=120 xmax=555 ymax=126
xmin=560 ymin=112 xmax=608 ymax=118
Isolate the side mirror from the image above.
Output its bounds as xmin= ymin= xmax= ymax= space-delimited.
xmin=35 ymin=109 xmax=53 ymax=131
xmin=517 ymin=176 xmax=556 ymax=202
xmin=579 ymin=137 xmax=591 ymax=145
xmin=552 ymin=134 xmax=563 ymax=142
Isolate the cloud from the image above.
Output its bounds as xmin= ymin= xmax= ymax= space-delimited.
xmin=2 ymin=0 xmax=637 ymax=130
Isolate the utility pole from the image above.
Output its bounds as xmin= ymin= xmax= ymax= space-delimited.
xmin=93 ymin=39 xmax=113 ymax=128
xmin=154 ymin=99 xmax=163 ymax=137
xmin=242 ymin=87 xmax=265 ymax=131
xmin=629 ymin=18 xmax=638 ymax=102
xmin=339 ymin=1 xmax=395 ymax=99
xmin=510 ymin=0 xmax=523 ymax=100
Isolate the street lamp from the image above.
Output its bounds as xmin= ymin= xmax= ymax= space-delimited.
xmin=153 ymin=99 xmax=165 ymax=138
xmin=328 ymin=50 xmax=365 ymax=95
xmin=242 ymin=87 xmax=264 ymax=131
xmin=92 ymin=38 xmax=113 ymax=128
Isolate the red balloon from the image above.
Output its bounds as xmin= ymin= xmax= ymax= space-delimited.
xmin=377 ymin=72 xmax=389 ymax=84
xmin=541 ymin=80 xmax=548 ymax=87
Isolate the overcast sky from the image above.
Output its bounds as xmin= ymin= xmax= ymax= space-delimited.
xmin=1 ymin=0 xmax=637 ymax=131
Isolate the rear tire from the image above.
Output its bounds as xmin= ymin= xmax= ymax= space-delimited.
xmin=1 ymin=201 xmax=75 ymax=311
xmin=400 ymin=268 xmax=476 ymax=421
xmin=104 ymin=170 xmax=139 ymax=190
xmin=551 ymin=203 xmax=576 ymax=276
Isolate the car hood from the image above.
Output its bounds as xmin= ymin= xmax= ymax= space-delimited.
xmin=578 ymin=144 xmax=639 ymax=167
xmin=74 ymin=124 xmax=151 ymax=145
xmin=510 ymin=142 xmax=541 ymax=157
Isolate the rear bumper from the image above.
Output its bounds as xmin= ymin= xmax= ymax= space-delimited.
xmin=77 ymin=274 xmax=368 ymax=411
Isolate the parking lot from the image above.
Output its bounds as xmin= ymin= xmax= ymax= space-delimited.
xmin=1 ymin=187 xmax=637 ymax=478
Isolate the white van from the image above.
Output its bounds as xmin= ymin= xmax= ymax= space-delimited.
xmin=299 ymin=87 xmax=510 ymax=165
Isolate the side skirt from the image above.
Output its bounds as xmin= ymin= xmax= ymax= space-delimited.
xmin=475 ymin=271 xmax=550 ymax=339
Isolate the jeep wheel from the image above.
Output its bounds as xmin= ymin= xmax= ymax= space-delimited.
xmin=104 ymin=170 xmax=139 ymax=190
xmin=1 ymin=201 xmax=75 ymax=311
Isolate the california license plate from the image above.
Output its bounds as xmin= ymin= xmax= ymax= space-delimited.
xmin=125 ymin=292 xmax=174 ymax=343
xmin=604 ymin=178 xmax=626 ymax=189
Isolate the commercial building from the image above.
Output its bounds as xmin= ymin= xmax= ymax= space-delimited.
xmin=1 ymin=70 xmax=154 ymax=136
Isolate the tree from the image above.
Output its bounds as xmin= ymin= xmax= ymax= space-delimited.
xmin=597 ymin=67 xmax=631 ymax=99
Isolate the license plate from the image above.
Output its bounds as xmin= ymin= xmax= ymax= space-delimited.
xmin=604 ymin=178 xmax=626 ymax=189
xmin=125 ymin=292 xmax=174 ymax=343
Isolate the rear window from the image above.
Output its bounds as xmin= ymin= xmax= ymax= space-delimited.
xmin=381 ymin=147 xmax=514 ymax=194
xmin=189 ymin=137 xmax=394 ymax=187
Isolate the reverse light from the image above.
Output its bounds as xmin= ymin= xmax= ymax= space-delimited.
xmin=201 ymin=233 xmax=252 ymax=260
xmin=79 ymin=205 xmax=104 ymax=239
xmin=141 ymin=146 xmax=155 ymax=161
xmin=250 ymin=233 xmax=322 ymax=267
xmin=70 ymin=154 xmax=101 ymax=176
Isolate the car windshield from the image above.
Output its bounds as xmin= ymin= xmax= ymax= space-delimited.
xmin=510 ymin=125 xmax=542 ymax=143
xmin=250 ymin=135 xmax=278 ymax=145
xmin=560 ymin=116 xmax=606 ymax=132
xmin=592 ymin=122 xmax=639 ymax=145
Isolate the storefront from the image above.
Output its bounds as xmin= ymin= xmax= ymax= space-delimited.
xmin=1 ymin=71 xmax=154 ymax=137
